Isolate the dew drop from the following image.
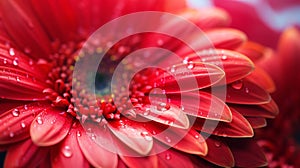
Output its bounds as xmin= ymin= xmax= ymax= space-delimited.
xmin=9 ymin=48 xmax=15 ymax=56
xmin=91 ymin=133 xmax=96 ymax=140
xmin=24 ymin=105 xmax=28 ymax=110
xmin=159 ymin=102 xmax=166 ymax=107
xmin=36 ymin=116 xmax=43 ymax=125
xmin=77 ymin=131 xmax=81 ymax=137
xmin=28 ymin=59 xmax=34 ymax=65
xmin=62 ymin=146 xmax=73 ymax=158
xmin=12 ymin=58 xmax=19 ymax=66
xmin=165 ymin=153 xmax=172 ymax=160
xmin=3 ymin=59 xmax=7 ymax=64
xmin=24 ymin=48 xmax=31 ymax=54
xmin=21 ymin=122 xmax=26 ymax=128
xmin=157 ymin=39 xmax=164 ymax=46
xmin=12 ymin=109 xmax=20 ymax=117
xmin=194 ymin=134 xmax=199 ymax=139
xmin=187 ymin=61 xmax=195 ymax=69
xmin=165 ymin=136 xmax=172 ymax=143
xmin=245 ymin=88 xmax=250 ymax=93
xmin=183 ymin=57 xmax=189 ymax=64
xmin=180 ymin=105 xmax=185 ymax=111
xmin=231 ymin=80 xmax=243 ymax=90
xmin=16 ymin=76 xmax=21 ymax=82
xmin=214 ymin=141 xmax=221 ymax=147
xmin=141 ymin=131 xmax=152 ymax=141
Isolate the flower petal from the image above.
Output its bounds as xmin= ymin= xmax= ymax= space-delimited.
xmin=179 ymin=8 xmax=230 ymax=30
xmin=246 ymin=67 xmax=275 ymax=93
xmin=0 ymin=0 xmax=52 ymax=59
xmin=236 ymin=41 xmax=273 ymax=62
xmin=154 ymin=141 xmax=195 ymax=168
xmin=167 ymin=91 xmax=232 ymax=122
xmin=135 ymin=104 xmax=190 ymax=129
xmin=225 ymin=79 xmax=271 ymax=105
xmin=144 ymin=123 xmax=207 ymax=156
xmin=77 ymin=123 xmax=118 ymax=168
xmin=230 ymin=99 xmax=279 ymax=118
xmin=30 ymin=109 xmax=73 ymax=146
xmin=108 ymin=119 xmax=153 ymax=156
xmin=152 ymin=62 xmax=225 ymax=93
xmin=193 ymin=108 xmax=254 ymax=138
xmin=200 ymin=136 xmax=234 ymax=167
xmin=206 ymin=28 xmax=247 ymax=49
xmin=50 ymin=128 xmax=90 ymax=168
xmin=4 ymin=139 xmax=49 ymax=168
xmin=227 ymin=139 xmax=267 ymax=167
xmin=246 ymin=117 xmax=267 ymax=129
xmin=193 ymin=49 xmax=255 ymax=84
xmin=0 ymin=102 xmax=48 ymax=144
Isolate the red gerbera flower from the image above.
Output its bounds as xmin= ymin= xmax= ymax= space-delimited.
xmin=0 ymin=0 xmax=278 ymax=167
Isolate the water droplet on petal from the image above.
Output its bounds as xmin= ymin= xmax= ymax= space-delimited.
xmin=24 ymin=105 xmax=28 ymax=110
xmin=231 ymin=80 xmax=243 ymax=90
xmin=157 ymin=39 xmax=164 ymax=46
xmin=141 ymin=131 xmax=152 ymax=141
xmin=214 ymin=141 xmax=221 ymax=147
xmin=3 ymin=59 xmax=7 ymax=64
xmin=183 ymin=57 xmax=189 ymax=64
xmin=36 ymin=116 xmax=43 ymax=125
xmin=91 ymin=133 xmax=96 ymax=140
xmin=62 ymin=146 xmax=73 ymax=158
xmin=187 ymin=61 xmax=195 ymax=69
xmin=165 ymin=153 xmax=172 ymax=160
xmin=12 ymin=58 xmax=19 ymax=66
xmin=16 ymin=76 xmax=21 ymax=82
xmin=221 ymin=55 xmax=227 ymax=60
xmin=165 ymin=136 xmax=172 ymax=143
xmin=245 ymin=88 xmax=250 ymax=93
xmin=77 ymin=131 xmax=81 ymax=137
xmin=12 ymin=109 xmax=20 ymax=117
xmin=180 ymin=105 xmax=185 ymax=111
xmin=194 ymin=134 xmax=199 ymax=139
xmin=9 ymin=48 xmax=15 ymax=56
xmin=28 ymin=59 xmax=34 ymax=65
xmin=24 ymin=48 xmax=31 ymax=54
xmin=21 ymin=122 xmax=26 ymax=128
xmin=9 ymin=132 xmax=14 ymax=138
xmin=170 ymin=65 xmax=176 ymax=73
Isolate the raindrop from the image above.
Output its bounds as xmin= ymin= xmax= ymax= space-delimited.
xmin=165 ymin=153 xmax=172 ymax=160
xmin=91 ymin=133 xmax=96 ymax=140
xmin=187 ymin=61 xmax=195 ymax=69
xmin=77 ymin=131 xmax=81 ymax=137
xmin=3 ymin=59 xmax=7 ymax=64
xmin=28 ymin=59 xmax=34 ymax=65
xmin=194 ymin=134 xmax=199 ymax=139
xmin=165 ymin=136 xmax=172 ymax=143
xmin=36 ymin=116 xmax=43 ymax=125
xmin=141 ymin=131 xmax=152 ymax=141
xmin=183 ymin=57 xmax=189 ymax=64
xmin=12 ymin=109 xmax=20 ymax=117
xmin=180 ymin=105 xmax=185 ymax=111
xmin=62 ymin=146 xmax=73 ymax=158
xmin=214 ymin=141 xmax=221 ymax=147
xmin=159 ymin=102 xmax=166 ymax=107
xmin=24 ymin=48 xmax=31 ymax=54
xmin=9 ymin=48 xmax=15 ymax=56
xmin=143 ymin=108 xmax=150 ymax=116
xmin=12 ymin=58 xmax=19 ymax=66
xmin=231 ymin=80 xmax=243 ymax=90
xmin=50 ymin=119 xmax=56 ymax=124
xmin=245 ymin=88 xmax=250 ymax=93
xmin=24 ymin=105 xmax=28 ymax=110
xmin=20 ymin=122 xmax=26 ymax=128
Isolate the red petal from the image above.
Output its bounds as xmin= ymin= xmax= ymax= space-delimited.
xmin=0 ymin=102 xmax=48 ymax=144
xmin=206 ymin=28 xmax=247 ymax=50
xmin=225 ymin=79 xmax=271 ymax=105
xmin=152 ymin=62 xmax=225 ymax=93
xmin=77 ymin=123 xmax=118 ymax=168
xmin=191 ymin=49 xmax=255 ymax=84
xmin=145 ymin=123 xmax=207 ymax=155
xmin=4 ymin=139 xmax=49 ymax=167
xmin=0 ymin=0 xmax=51 ymax=59
xmin=246 ymin=67 xmax=275 ymax=93
xmin=0 ymin=66 xmax=47 ymax=100
xmin=0 ymin=99 xmax=30 ymax=114
xmin=120 ymin=154 xmax=158 ymax=168
xmin=201 ymin=136 xmax=234 ymax=167
xmin=51 ymin=128 xmax=90 ymax=168
xmin=193 ymin=108 xmax=254 ymax=137
xmin=30 ymin=109 xmax=73 ymax=146
xmin=179 ymin=8 xmax=230 ymax=30
xmin=230 ymin=99 xmax=279 ymax=118
xmin=246 ymin=117 xmax=267 ymax=129
xmin=135 ymin=104 xmax=190 ymax=129
xmin=108 ymin=119 xmax=153 ymax=156
xmin=154 ymin=141 xmax=195 ymax=168
xmin=167 ymin=91 xmax=232 ymax=122
xmin=228 ymin=139 xmax=267 ymax=167
xmin=236 ymin=41 xmax=273 ymax=62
